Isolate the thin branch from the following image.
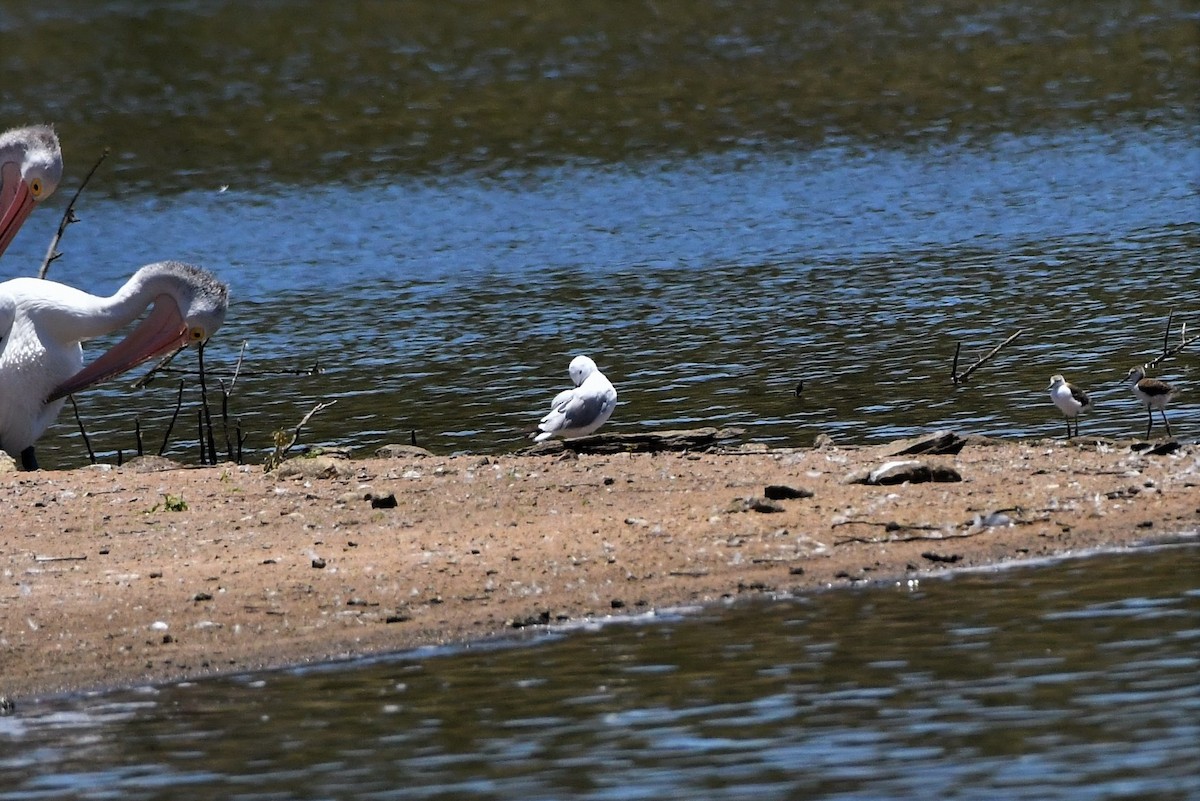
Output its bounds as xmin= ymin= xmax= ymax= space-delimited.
xmin=228 ymin=340 xmax=248 ymax=392
xmin=158 ymin=380 xmax=186 ymax=456
xmin=129 ymin=346 xmax=186 ymax=390
xmin=950 ymin=342 xmax=961 ymax=382
xmin=68 ymin=396 xmax=97 ymax=464
xmin=1162 ymin=308 xmax=1174 ymax=357
xmin=197 ymin=341 xmax=217 ymax=464
xmin=1143 ymin=312 xmax=1199 ymax=370
xmin=38 ymin=149 xmax=109 ymax=279
xmin=266 ymin=400 xmax=338 ymax=471
xmin=952 ymin=329 xmax=1024 ymax=384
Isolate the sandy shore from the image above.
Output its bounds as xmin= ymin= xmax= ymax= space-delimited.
xmin=2 ymin=434 xmax=1197 ymax=702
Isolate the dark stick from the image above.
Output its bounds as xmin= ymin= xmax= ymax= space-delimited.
xmin=220 ymin=379 xmax=233 ymax=462
xmin=197 ymin=410 xmax=206 ymax=465
xmin=1162 ymin=309 xmax=1173 ymax=357
xmin=1143 ymin=329 xmax=1199 ymax=370
xmin=954 ymin=329 xmax=1023 ymax=384
xmin=197 ymin=342 xmax=217 ymax=464
xmin=159 ymin=380 xmax=186 ymax=456
xmin=950 ymin=342 xmax=961 ymax=383
xmin=68 ymin=396 xmax=97 ymax=464
xmin=135 ymin=417 xmax=144 ymax=457
xmin=38 ymin=149 xmax=110 ymax=280
xmin=236 ymin=421 xmax=246 ymax=464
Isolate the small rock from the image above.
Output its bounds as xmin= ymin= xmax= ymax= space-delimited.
xmin=921 ymin=551 xmax=961 ymax=564
xmin=510 ymin=611 xmax=552 ymax=629
xmin=311 ymin=557 xmax=327 ymax=569
xmin=0 ymin=695 xmax=14 ymax=715
xmin=275 ymin=455 xmax=355 ymax=480
xmin=375 ymin=444 xmax=435 ymax=458
xmin=764 ymin=484 xmax=814 ymax=500
xmin=747 ymin=497 xmax=785 ymax=513
xmin=611 ymin=599 xmax=625 ymax=609
xmin=370 ymin=493 xmax=398 ymax=509
xmin=193 ymin=592 xmax=213 ymax=602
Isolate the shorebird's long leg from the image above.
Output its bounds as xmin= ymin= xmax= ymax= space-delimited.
xmin=1145 ymin=407 xmax=1153 ymax=437
xmin=1160 ymin=410 xmax=1172 ymax=437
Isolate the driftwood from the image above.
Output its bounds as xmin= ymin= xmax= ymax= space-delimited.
xmin=951 ymin=329 xmax=1023 ymax=384
xmin=522 ymin=427 xmax=745 ymax=455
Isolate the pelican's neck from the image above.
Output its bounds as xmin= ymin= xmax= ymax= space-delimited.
xmin=28 ymin=269 xmax=175 ymax=345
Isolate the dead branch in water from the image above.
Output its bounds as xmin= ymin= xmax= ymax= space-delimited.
xmin=265 ymin=400 xmax=338 ymax=471
xmin=158 ymin=380 xmax=186 ymax=457
xmin=38 ymin=149 xmax=109 ymax=280
xmin=197 ymin=342 xmax=217 ymax=464
xmin=68 ymin=396 xmax=97 ymax=465
xmin=1143 ymin=310 xmax=1198 ymax=370
xmin=952 ymin=329 xmax=1023 ymax=384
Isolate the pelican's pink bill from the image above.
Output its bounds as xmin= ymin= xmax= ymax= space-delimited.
xmin=0 ymin=168 xmax=35 ymax=257
xmin=47 ymin=299 xmax=194 ymax=402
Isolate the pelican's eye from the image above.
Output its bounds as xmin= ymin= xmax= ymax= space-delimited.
xmin=189 ymin=327 xmax=207 ymax=342
xmin=29 ymin=178 xmax=44 ymax=199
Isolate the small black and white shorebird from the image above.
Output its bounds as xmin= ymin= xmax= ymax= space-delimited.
xmin=1047 ymin=374 xmax=1091 ymax=438
xmin=1126 ymin=365 xmax=1176 ymax=438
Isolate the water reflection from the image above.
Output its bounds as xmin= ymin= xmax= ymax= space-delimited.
xmin=3 ymin=543 xmax=1197 ymax=799
xmin=1 ymin=0 xmax=1196 ymax=191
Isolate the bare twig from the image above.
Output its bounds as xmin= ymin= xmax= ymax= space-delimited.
xmin=38 ymin=149 xmax=109 ymax=279
xmin=950 ymin=342 xmax=961 ymax=382
xmin=197 ymin=341 xmax=217 ymax=464
xmin=1143 ymin=312 xmax=1199 ymax=370
xmin=68 ymin=396 xmax=96 ymax=464
xmin=34 ymin=555 xmax=88 ymax=563
xmin=158 ymin=380 xmax=186 ymax=456
xmin=130 ymin=346 xmax=185 ymax=390
xmin=952 ymin=329 xmax=1024 ymax=384
xmin=229 ymin=340 xmax=248 ymax=392
xmin=266 ymin=400 xmax=338 ymax=471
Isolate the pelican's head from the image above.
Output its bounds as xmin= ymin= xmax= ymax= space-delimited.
xmin=47 ymin=262 xmax=229 ymax=402
xmin=0 ymin=125 xmax=63 ymax=257
xmin=568 ymin=355 xmax=598 ymax=387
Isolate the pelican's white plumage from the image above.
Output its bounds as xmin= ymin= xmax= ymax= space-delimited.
xmin=0 ymin=261 xmax=228 ymax=468
xmin=0 ymin=125 xmax=63 ymax=257
xmin=534 ymin=355 xmax=617 ymax=442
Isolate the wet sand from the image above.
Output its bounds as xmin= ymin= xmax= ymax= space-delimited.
xmin=2 ymin=434 xmax=1197 ymax=702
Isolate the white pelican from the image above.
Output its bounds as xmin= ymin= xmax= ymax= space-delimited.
xmin=1126 ymin=366 xmax=1175 ymax=438
xmin=533 ymin=355 xmax=617 ymax=442
xmin=1047 ymin=373 xmax=1091 ymax=438
xmin=0 ymin=261 xmax=229 ymax=469
xmin=0 ymin=125 xmax=62 ymax=257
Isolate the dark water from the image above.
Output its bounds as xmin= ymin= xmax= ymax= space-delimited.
xmin=1 ymin=542 xmax=1197 ymax=800
xmin=0 ymin=0 xmax=1196 ymax=467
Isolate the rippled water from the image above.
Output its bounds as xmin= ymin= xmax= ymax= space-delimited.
xmin=0 ymin=0 xmax=1196 ymax=468
xmin=2 ymin=543 xmax=1197 ymax=800
xmin=4 ymin=127 xmax=1197 ymax=467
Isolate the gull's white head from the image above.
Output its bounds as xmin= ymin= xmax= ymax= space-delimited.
xmin=568 ymin=355 xmax=598 ymax=387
